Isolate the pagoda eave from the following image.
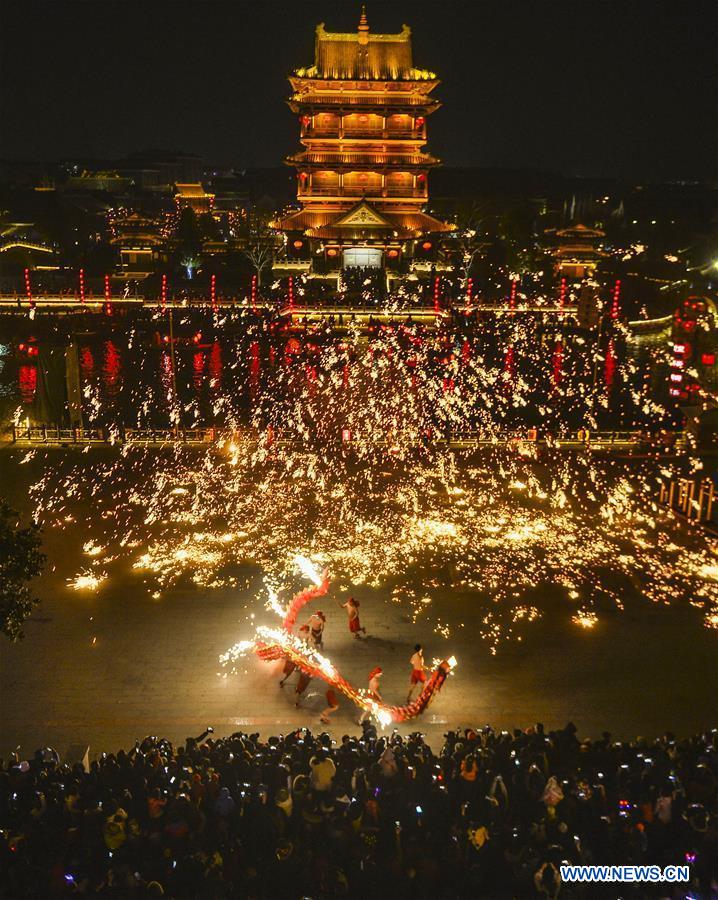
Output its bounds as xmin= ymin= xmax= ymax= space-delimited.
xmin=287 ymin=100 xmax=441 ymax=116
xmin=300 ymin=138 xmax=429 ymax=150
xmin=285 ymin=154 xmax=440 ymax=169
xmin=289 ymin=76 xmax=441 ymax=94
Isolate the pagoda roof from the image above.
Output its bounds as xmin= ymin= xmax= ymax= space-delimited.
xmin=552 ymin=223 xmax=605 ymax=239
xmin=292 ymin=11 xmax=437 ymax=82
xmin=286 ymin=150 xmax=440 ymax=168
xmin=174 ymin=182 xmax=214 ymax=199
xmin=288 ymin=93 xmax=440 ymax=112
xmin=333 ymin=200 xmax=396 ymax=228
xmin=274 ymin=200 xmax=454 ymax=238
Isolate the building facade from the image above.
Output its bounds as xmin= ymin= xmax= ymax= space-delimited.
xmin=274 ymin=8 xmax=452 ymax=278
xmin=547 ymin=224 xmax=606 ymax=279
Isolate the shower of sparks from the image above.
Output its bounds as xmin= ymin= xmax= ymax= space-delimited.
xmin=294 ymin=554 xmax=324 ymax=587
xmin=572 ymin=610 xmax=599 ymax=629
xmin=68 ymin=571 xmax=106 ymax=591
xmin=24 ymin=322 xmax=718 ymax=653
xmin=82 ymin=540 xmax=105 ymax=556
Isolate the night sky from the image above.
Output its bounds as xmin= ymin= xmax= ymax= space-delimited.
xmin=1 ymin=0 xmax=717 ymax=180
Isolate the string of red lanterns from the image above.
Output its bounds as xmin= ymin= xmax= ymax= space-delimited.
xmin=24 ymin=268 xmax=33 ymax=308
xmin=611 ymin=279 xmax=622 ymax=320
xmin=104 ymin=274 xmax=112 ymax=316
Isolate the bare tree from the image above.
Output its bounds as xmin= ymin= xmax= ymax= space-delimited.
xmin=241 ymin=210 xmax=280 ymax=285
xmin=452 ymin=202 xmax=495 ymax=291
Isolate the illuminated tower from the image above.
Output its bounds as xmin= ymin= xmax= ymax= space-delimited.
xmin=274 ymin=7 xmax=452 ymax=276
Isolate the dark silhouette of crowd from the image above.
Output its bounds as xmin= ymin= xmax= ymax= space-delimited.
xmin=341 ymin=267 xmax=387 ymax=299
xmin=1 ymin=722 xmax=717 ymax=899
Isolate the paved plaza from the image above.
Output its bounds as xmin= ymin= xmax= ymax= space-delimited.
xmin=2 ymin=449 xmax=717 ymax=760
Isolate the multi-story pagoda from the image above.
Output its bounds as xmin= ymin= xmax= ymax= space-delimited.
xmin=547 ymin=224 xmax=606 ymax=280
xmin=274 ymin=7 xmax=452 ymax=278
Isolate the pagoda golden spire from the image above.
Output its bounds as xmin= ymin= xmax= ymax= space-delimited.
xmin=358 ymin=5 xmax=369 ymax=44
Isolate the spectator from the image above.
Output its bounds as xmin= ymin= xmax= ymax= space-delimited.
xmin=0 ymin=722 xmax=716 ymax=898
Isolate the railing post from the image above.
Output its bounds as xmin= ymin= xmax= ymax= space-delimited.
xmin=677 ymin=479 xmax=687 ymax=514
xmin=706 ymin=481 xmax=715 ymax=522
xmin=696 ymin=480 xmax=707 ymax=521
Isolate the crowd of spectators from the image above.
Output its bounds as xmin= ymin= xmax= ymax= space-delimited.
xmin=1 ymin=721 xmax=717 ymax=899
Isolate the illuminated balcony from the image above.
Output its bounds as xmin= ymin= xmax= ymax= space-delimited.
xmin=289 ymin=151 xmax=438 ymax=167
xmin=298 ymin=186 xmax=427 ymax=200
xmin=301 ymin=126 xmax=426 ymax=141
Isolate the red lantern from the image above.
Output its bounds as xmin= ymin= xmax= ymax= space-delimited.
xmin=293 ymin=240 xmax=304 ymax=249
xmin=387 ymin=249 xmax=399 ymax=258
xmin=327 ymin=248 xmax=338 ymax=257
xmin=422 ymin=241 xmax=432 ymax=250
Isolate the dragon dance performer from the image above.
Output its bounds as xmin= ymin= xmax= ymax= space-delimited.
xmin=279 ymin=624 xmax=310 ymax=687
xmin=358 ymin=667 xmax=383 ymax=725
xmin=406 ymin=644 xmax=426 ymax=703
xmin=341 ymin=596 xmax=366 ymax=639
xmin=305 ymin=611 xmax=326 ymax=649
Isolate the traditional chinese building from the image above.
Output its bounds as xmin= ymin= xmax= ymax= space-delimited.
xmin=547 ymin=223 xmax=605 ymax=279
xmin=274 ymin=8 xmax=452 ymax=278
xmin=174 ymin=183 xmax=215 ymax=215
xmin=108 ymin=212 xmax=165 ymax=278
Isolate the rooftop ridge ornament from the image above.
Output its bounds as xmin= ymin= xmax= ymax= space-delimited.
xmin=358 ymin=5 xmax=369 ymax=44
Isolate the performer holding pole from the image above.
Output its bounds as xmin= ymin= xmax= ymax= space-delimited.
xmin=358 ymin=667 xmax=382 ymax=724
xmin=406 ymin=644 xmax=426 ymax=703
xmin=305 ymin=611 xmax=326 ymax=649
xmin=341 ymin=596 xmax=366 ymax=639
xmin=279 ymin=625 xmax=310 ymax=687
xmin=294 ymin=670 xmax=311 ymax=707
xmin=319 ymin=687 xmax=339 ymax=724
